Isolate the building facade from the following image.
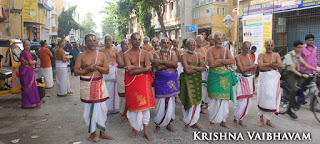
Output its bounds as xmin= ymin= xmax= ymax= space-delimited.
xmin=151 ymin=0 xmax=182 ymax=40
xmin=0 ymin=0 xmax=24 ymax=39
xmin=192 ymin=0 xmax=236 ymax=42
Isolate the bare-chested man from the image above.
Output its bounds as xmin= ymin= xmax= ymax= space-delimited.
xmin=195 ymin=35 xmax=209 ymax=114
xmin=171 ymin=39 xmax=184 ymax=103
xmin=116 ymin=39 xmax=130 ymax=123
xmin=206 ymin=31 xmax=237 ymax=130
xmin=171 ymin=39 xmax=183 ymax=63
xmin=153 ymin=37 xmax=179 ymax=133
xmin=74 ymin=34 xmax=114 ymax=142
xmin=100 ymin=34 xmax=120 ymax=114
xmin=179 ymin=38 xmax=205 ymax=132
xmin=149 ymin=37 xmax=161 ymax=62
xmin=142 ymin=37 xmax=153 ymax=52
xmin=124 ymin=32 xmax=155 ymax=141
xmin=207 ymin=34 xmax=215 ymax=50
xmin=201 ymin=31 xmax=210 ymax=47
xmin=257 ymin=39 xmax=283 ymax=128
xmin=233 ymin=41 xmax=257 ymax=128
xmin=54 ymin=40 xmax=72 ymax=96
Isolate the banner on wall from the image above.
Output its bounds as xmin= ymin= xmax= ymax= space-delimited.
xmin=23 ymin=0 xmax=38 ymax=22
xmin=238 ymin=0 xmax=320 ymax=17
xmin=243 ymin=14 xmax=272 ymax=64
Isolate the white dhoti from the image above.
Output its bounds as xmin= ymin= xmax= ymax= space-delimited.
xmin=116 ymin=68 xmax=125 ymax=94
xmin=56 ymin=61 xmax=72 ymax=95
xmin=208 ymin=99 xmax=229 ymax=123
xmin=234 ymin=74 xmax=254 ymax=120
xmin=154 ymin=97 xmax=176 ymax=127
xmin=38 ymin=67 xmax=54 ymax=88
xmin=127 ymin=110 xmax=150 ymax=131
xmin=119 ymin=97 xmax=126 ymax=116
xmin=257 ymin=70 xmax=281 ymax=120
xmin=201 ymin=70 xmax=210 ymax=103
xmin=117 ymin=68 xmax=126 ymax=116
xmin=234 ymin=98 xmax=252 ymax=120
xmin=83 ymin=102 xmax=108 ymax=133
xmin=183 ymin=104 xmax=201 ymax=126
xmin=104 ymin=64 xmax=119 ymax=113
xmin=177 ymin=62 xmax=183 ymax=78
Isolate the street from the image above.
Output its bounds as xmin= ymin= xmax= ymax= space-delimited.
xmin=0 ymin=73 xmax=319 ymax=144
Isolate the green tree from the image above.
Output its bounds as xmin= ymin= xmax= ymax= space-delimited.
xmin=132 ymin=0 xmax=168 ymax=37
xmin=136 ymin=2 xmax=155 ymax=38
xmin=57 ymin=6 xmax=81 ymax=38
xmin=101 ymin=17 xmax=116 ymax=39
xmin=80 ymin=12 xmax=97 ymax=37
xmin=102 ymin=0 xmax=137 ymax=39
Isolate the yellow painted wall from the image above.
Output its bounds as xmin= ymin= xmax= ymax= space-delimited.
xmin=37 ymin=6 xmax=46 ymax=24
xmin=192 ymin=1 xmax=236 ymax=42
xmin=51 ymin=0 xmax=64 ymax=15
xmin=0 ymin=0 xmax=24 ymax=39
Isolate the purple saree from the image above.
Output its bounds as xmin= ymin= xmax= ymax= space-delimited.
xmin=19 ymin=51 xmax=41 ymax=108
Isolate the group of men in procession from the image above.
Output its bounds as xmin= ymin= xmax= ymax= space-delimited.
xmin=70 ymin=31 xmax=318 ymax=142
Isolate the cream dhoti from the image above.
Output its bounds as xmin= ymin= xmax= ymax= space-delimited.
xmin=207 ymin=67 xmax=238 ymax=123
xmin=154 ymin=70 xmax=179 ymax=127
xmin=257 ymin=70 xmax=281 ymax=120
xmin=81 ymin=76 xmax=109 ymax=133
xmin=177 ymin=62 xmax=183 ymax=78
xmin=201 ymin=67 xmax=210 ymax=103
xmin=104 ymin=64 xmax=119 ymax=114
xmin=55 ymin=60 xmax=72 ymax=96
xmin=38 ymin=67 xmax=54 ymax=88
xmin=117 ymin=68 xmax=126 ymax=116
xmin=234 ymin=74 xmax=254 ymax=120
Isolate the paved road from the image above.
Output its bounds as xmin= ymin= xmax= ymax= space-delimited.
xmin=0 ymin=74 xmax=319 ymax=144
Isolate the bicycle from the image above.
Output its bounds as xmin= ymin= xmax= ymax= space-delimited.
xmin=279 ymin=73 xmax=320 ymax=123
xmin=311 ymin=74 xmax=320 ymax=123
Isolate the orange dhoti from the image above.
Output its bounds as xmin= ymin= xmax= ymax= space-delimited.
xmin=125 ymin=71 xmax=155 ymax=131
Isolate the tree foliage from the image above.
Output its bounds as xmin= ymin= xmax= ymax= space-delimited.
xmin=134 ymin=1 xmax=155 ymax=38
xmin=102 ymin=0 xmax=137 ymax=40
xmin=80 ymin=12 xmax=97 ymax=37
xmin=57 ymin=6 xmax=81 ymax=38
xmin=131 ymin=0 xmax=168 ymax=37
xmin=101 ymin=17 xmax=116 ymax=39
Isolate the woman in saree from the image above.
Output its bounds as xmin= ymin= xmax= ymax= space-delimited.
xmin=19 ymin=40 xmax=41 ymax=109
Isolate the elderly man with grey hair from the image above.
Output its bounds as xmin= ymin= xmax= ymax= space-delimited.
xmin=206 ymin=31 xmax=237 ymax=130
xmin=100 ymin=34 xmax=120 ymax=114
xmin=179 ymin=38 xmax=206 ymax=132
xmin=142 ymin=36 xmax=153 ymax=52
xmin=149 ymin=37 xmax=161 ymax=62
xmin=195 ymin=35 xmax=210 ymax=114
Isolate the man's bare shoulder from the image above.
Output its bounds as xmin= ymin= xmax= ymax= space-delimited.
xmin=98 ymin=51 xmax=107 ymax=57
xmin=77 ymin=52 xmax=86 ymax=58
xmin=207 ymin=47 xmax=215 ymax=53
xmin=235 ymin=55 xmax=240 ymax=59
xmin=258 ymin=52 xmax=265 ymax=58
xmin=274 ymin=52 xmax=281 ymax=58
xmin=116 ymin=51 xmax=123 ymax=55
xmin=124 ymin=48 xmax=134 ymax=55
xmin=112 ymin=47 xmax=118 ymax=52
xmin=141 ymin=49 xmax=148 ymax=54
xmin=181 ymin=52 xmax=188 ymax=57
